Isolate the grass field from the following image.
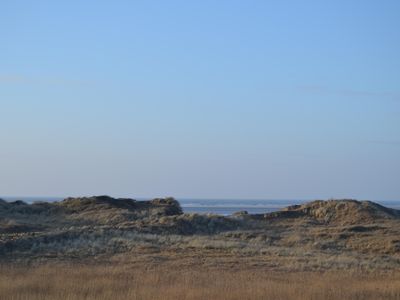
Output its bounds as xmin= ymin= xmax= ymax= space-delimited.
xmin=0 ymin=264 xmax=399 ymax=300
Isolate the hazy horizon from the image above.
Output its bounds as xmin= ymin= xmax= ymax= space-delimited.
xmin=1 ymin=1 xmax=399 ymax=200
xmin=1 ymin=195 xmax=400 ymax=203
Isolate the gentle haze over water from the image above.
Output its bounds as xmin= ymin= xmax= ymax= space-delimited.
xmin=1 ymin=1 xmax=399 ymax=200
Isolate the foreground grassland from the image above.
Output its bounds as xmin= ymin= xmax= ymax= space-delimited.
xmin=0 ymin=264 xmax=399 ymax=300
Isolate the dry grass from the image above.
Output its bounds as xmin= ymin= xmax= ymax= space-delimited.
xmin=0 ymin=264 xmax=399 ymax=300
xmin=2 ymin=198 xmax=400 ymax=299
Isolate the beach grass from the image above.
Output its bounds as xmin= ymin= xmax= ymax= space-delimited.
xmin=0 ymin=264 xmax=399 ymax=300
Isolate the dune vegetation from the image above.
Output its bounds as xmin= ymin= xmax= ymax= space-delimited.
xmin=1 ymin=196 xmax=400 ymax=299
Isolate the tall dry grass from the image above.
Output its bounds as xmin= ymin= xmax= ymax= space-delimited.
xmin=0 ymin=264 xmax=399 ymax=300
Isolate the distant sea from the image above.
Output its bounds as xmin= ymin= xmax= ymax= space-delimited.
xmin=179 ymin=199 xmax=400 ymax=215
xmin=2 ymin=197 xmax=400 ymax=216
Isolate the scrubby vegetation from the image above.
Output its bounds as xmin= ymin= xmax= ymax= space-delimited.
xmin=1 ymin=196 xmax=400 ymax=298
xmin=1 ymin=196 xmax=400 ymax=271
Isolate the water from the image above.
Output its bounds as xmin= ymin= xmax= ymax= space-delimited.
xmin=2 ymin=197 xmax=400 ymax=216
xmin=179 ymin=199 xmax=307 ymax=215
xmin=179 ymin=199 xmax=400 ymax=215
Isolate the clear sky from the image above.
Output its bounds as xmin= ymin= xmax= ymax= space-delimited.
xmin=1 ymin=1 xmax=399 ymax=200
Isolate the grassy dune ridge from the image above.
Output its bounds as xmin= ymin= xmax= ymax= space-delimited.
xmin=1 ymin=197 xmax=400 ymax=271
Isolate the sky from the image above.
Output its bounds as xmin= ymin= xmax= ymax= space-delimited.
xmin=0 ymin=1 xmax=399 ymax=200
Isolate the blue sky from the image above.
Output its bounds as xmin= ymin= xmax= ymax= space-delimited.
xmin=1 ymin=1 xmax=399 ymax=200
